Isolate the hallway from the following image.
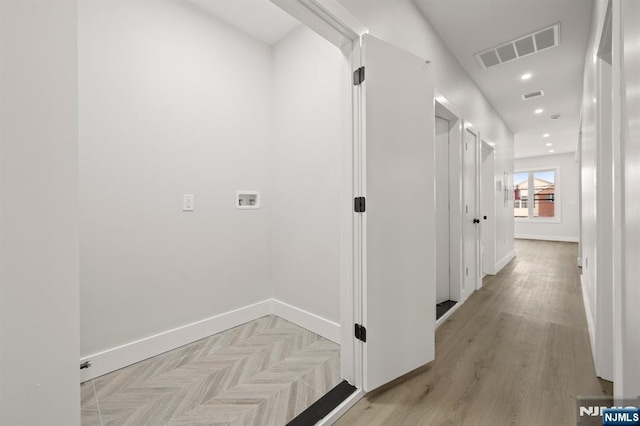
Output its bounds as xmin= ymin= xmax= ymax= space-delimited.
xmin=337 ymin=239 xmax=612 ymax=425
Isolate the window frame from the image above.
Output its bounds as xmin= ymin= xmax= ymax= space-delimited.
xmin=513 ymin=166 xmax=562 ymax=223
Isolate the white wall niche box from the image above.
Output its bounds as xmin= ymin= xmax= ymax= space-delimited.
xmin=236 ymin=191 xmax=260 ymax=209
xmin=182 ymin=194 xmax=194 ymax=212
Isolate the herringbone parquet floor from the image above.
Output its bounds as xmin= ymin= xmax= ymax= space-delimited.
xmin=81 ymin=315 xmax=340 ymax=426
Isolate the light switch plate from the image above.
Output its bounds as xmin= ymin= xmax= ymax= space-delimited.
xmin=183 ymin=194 xmax=194 ymax=211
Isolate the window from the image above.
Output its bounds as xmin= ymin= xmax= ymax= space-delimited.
xmin=513 ymin=169 xmax=556 ymax=219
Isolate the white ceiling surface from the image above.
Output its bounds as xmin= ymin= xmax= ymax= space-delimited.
xmin=413 ymin=0 xmax=593 ymax=158
xmin=188 ymin=0 xmax=300 ymax=45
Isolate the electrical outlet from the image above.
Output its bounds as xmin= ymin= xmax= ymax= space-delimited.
xmin=183 ymin=194 xmax=194 ymax=212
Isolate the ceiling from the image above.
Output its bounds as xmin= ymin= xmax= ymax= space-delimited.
xmin=187 ymin=0 xmax=592 ymax=158
xmin=413 ymin=0 xmax=593 ymax=158
xmin=188 ymin=0 xmax=300 ymax=45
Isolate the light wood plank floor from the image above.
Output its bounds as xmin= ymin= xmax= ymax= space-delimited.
xmin=81 ymin=315 xmax=340 ymax=425
xmin=336 ymin=239 xmax=612 ymax=426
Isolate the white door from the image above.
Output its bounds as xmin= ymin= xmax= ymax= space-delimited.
xmin=436 ymin=116 xmax=450 ymax=303
xmin=462 ymin=126 xmax=479 ymax=298
xmin=357 ymin=34 xmax=436 ymax=392
xmin=481 ymin=143 xmax=495 ymax=276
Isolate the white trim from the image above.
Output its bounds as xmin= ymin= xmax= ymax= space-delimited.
xmin=270 ymin=0 xmax=367 ymax=50
xmin=80 ymin=299 xmax=341 ymax=382
xmin=271 ymin=299 xmax=341 ymax=343
xmin=515 ymin=234 xmax=579 ymax=243
xmin=435 ymin=301 xmax=462 ymax=328
xmin=495 ymin=249 xmax=516 ymax=273
xmin=434 ymin=90 xmax=462 ymax=120
xmin=80 ymin=299 xmax=272 ymax=382
xmin=339 ymin=41 xmax=356 ymax=386
xmin=580 ymin=275 xmax=597 ymax=362
xmin=514 ymin=217 xmax=562 ymax=224
xmin=316 ymin=388 xmax=365 ymax=425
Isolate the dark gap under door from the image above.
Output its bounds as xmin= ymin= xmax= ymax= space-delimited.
xmin=436 ymin=300 xmax=457 ymax=320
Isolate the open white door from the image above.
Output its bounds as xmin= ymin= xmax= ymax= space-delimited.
xmin=356 ymin=35 xmax=435 ymax=392
xmin=462 ymin=125 xmax=479 ymax=297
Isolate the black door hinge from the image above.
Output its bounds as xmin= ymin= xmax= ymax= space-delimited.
xmin=354 ymin=197 xmax=366 ymax=213
xmin=353 ymin=66 xmax=365 ymax=86
xmin=355 ymin=324 xmax=367 ymax=342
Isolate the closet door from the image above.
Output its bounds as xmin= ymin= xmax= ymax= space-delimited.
xmin=357 ymin=35 xmax=436 ymax=392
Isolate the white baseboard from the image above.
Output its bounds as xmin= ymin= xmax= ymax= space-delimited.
xmin=495 ymin=250 xmax=516 ymax=273
xmin=515 ymin=234 xmax=579 ymax=243
xmin=271 ymin=299 xmax=341 ymax=344
xmin=580 ymin=275 xmax=597 ymax=362
xmin=80 ymin=298 xmax=341 ymax=382
xmin=80 ymin=300 xmax=272 ymax=382
xmin=316 ymin=388 xmax=364 ymax=426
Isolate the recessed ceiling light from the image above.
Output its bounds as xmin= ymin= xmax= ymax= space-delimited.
xmin=535 ymin=108 xmax=544 ymax=114
xmin=546 ymin=143 xmax=552 ymax=146
xmin=549 ymin=149 xmax=555 ymax=153
xmin=521 ymin=73 xmax=532 ymax=80
xmin=543 ymin=133 xmax=550 ymax=138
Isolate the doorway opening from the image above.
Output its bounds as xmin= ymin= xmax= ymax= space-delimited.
xmin=435 ymin=98 xmax=464 ymax=322
xmin=435 ymin=115 xmax=456 ymax=319
xmin=77 ymin=1 xmax=356 ymax=423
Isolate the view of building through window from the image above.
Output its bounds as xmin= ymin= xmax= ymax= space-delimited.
xmin=514 ymin=170 xmax=555 ymax=218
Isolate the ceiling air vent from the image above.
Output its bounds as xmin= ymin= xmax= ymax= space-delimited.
xmin=521 ymin=90 xmax=545 ymax=100
xmin=476 ymin=23 xmax=560 ymax=69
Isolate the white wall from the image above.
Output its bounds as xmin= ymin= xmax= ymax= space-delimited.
xmin=270 ymin=26 xmax=348 ymax=324
xmin=579 ymin=0 xmax=614 ymax=382
xmin=79 ymin=0 xmax=272 ymax=357
xmin=514 ymin=152 xmax=580 ymax=242
xmin=0 ymin=0 xmax=80 ymax=423
xmin=620 ymin=0 xmax=640 ymax=401
xmin=338 ymin=0 xmax=515 ymax=271
xmin=579 ymin=0 xmax=599 ymax=359
xmin=580 ymin=0 xmax=640 ymax=396
xmin=80 ymin=1 xmax=347 ymax=376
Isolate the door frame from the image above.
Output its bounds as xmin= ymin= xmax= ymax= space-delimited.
xmin=271 ymin=0 xmax=366 ymax=393
xmin=435 ymin=93 xmax=464 ymax=304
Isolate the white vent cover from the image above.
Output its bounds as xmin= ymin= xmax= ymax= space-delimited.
xmin=521 ymin=90 xmax=545 ymax=100
xmin=476 ymin=24 xmax=560 ymax=69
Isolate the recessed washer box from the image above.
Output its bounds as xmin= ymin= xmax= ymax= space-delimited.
xmin=236 ymin=191 xmax=260 ymax=209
